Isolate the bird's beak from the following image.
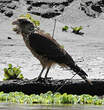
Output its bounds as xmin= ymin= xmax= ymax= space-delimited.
xmin=12 ymin=20 xmax=19 ymax=25
xmin=12 ymin=20 xmax=20 ymax=34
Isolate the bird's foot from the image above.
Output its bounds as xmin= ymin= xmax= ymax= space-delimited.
xmin=44 ymin=77 xmax=53 ymax=83
xmin=34 ymin=77 xmax=53 ymax=83
xmin=34 ymin=77 xmax=44 ymax=82
xmin=70 ymin=73 xmax=77 ymax=80
xmin=45 ymin=77 xmax=53 ymax=80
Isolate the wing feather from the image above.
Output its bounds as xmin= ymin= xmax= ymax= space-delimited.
xmin=29 ymin=33 xmax=67 ymax=63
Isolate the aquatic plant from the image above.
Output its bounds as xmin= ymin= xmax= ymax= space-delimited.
xmin=0 ymin=91 xmax=104 ymax=105
xmin=71 ymin=26 xmax=83 ymax=34
xmin=62 ymin=26 xmax=69 ymax=32
xmin=3 ymin=64 xmax=24 ymax=80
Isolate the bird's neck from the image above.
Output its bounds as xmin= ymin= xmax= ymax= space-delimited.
xmin=21 ymin=29 xmax=34 ymax=37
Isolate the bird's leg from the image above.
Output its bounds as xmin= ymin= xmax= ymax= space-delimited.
xmin=44 ymin=67 xmax=52 ymax=82
xmin=70 ymin=73 xmax=77 ymax=81
xmin=36 ymin=67 xmax=45 ymax=81
xmin=45 ymin=67 xmax=50 ymax=79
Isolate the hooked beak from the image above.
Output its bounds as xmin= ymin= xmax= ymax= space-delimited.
xmin=12 ymin=20 xmax=21 ymax=34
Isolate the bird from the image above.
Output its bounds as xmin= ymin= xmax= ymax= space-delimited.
xmin=12 ymin=18 xmax=92 ymax=85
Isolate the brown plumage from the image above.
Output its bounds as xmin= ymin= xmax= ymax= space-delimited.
xmin=12 ymin=18 xmax=92 ymax=85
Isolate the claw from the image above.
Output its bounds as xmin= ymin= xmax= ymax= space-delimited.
xmin=35 ymin=77 xmax=43 ymax=82
xmin=44 ymin=77 xmax=53 ymax=83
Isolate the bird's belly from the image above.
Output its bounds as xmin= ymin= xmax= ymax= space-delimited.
xmin=24 ymin=38 xmax=56 ymax=67
xmin=23 ymin=37 xmax=67 ymax=68
xmin=31 ymin=49 xmax=56 ymax=67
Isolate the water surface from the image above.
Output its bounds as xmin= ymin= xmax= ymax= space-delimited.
xmin=0 ymin=104 xmax=104 ymax=110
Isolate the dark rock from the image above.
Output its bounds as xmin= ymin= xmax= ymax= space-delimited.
xmin=29 ymin=11 xmax=41 ymax=16
xmin=55 ymin=9 xmax=58 ymax=12
xmin=98 ymin=1 xmax=104 ymax=7
xmin=27 ymin=6 xmax=32 ymax=11
xmin=26 ymin=0 xmax=33 ymax=4
xmin=13 ymin=0 xmax=19 ymax=1
xmin=80 ymin=1 xmax=101 ymax=18
xmin=0 ymin=78 xmax=104 ymax=95
xmin=91 ymin=4 xmax=102 ymax=13
xmin=0 ymin=7 xmax=6 ymax=13
xmin=32 ymin=2 xmax=48 ymax=7
xmin=30 ymin=11 xmax=61 ymax=18
xmin=4 ymin=10 xmax=13 ymax=17
xmin=31 ymin=1 xmax=70 ymax=8
xmin=7 ymin=4 xmax=17 ymax=9
xmin=72 ymin=30 xmax=84 ymax=36
xmin=61 ymin=1 xmax=69 ymax=6
xmin=41 ymin=12 xmax=61 ymax=18
xmin=80 ymin=0 xmax=104 ymax=18
xmin=28 ymin=0 xmax=74 ymax=19
xmin=85 ymin=1 xmax=93 ymax=6
xmin=60 ymin=8 xmax=64 ymax=12
xmin=0 ymin=0 xmax=12 ymax=3
xmin=8 ymin=37 xmax=12 ymax=39
xmin=67 ymin=0 xmax=73 ymax=3
xmin=49 ymin=2 xmax=60 ymax=8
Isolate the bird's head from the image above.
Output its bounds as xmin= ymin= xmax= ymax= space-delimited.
xmin=12 ymin=18 xmax=34 ymax=35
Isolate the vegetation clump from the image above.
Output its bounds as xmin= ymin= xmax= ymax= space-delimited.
xmin=71 ymin=26 xmax=84 ymax=35
xmin=3 ymin=64 xmax=24 ymax=80
xmin=62 ymin=25 xmax=69 ymax=32
xmin=0 ymin=91 xmax=104 ymax=105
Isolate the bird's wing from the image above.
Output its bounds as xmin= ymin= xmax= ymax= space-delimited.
xmin=28 ymin=33 xmax=90 ymax=84
xmin=28 ymin=33 xmax=75 ymax=64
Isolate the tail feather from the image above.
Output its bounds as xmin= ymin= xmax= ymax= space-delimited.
xmin=70 ymin=64 xmax=92 ymax=85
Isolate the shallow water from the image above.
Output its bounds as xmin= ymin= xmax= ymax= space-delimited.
xmin=0 ymin=104 xmax=104 ymax=110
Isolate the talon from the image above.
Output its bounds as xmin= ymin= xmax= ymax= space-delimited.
xmin=44 ymin=77 xmax=53 ymax=83
xmin=45 ymin=77 xmax=53 ymax=80
xmin=35 ymin=77 xmax=43 ymax=82
xmin=45 ymin=79 xmax=49 ymax=83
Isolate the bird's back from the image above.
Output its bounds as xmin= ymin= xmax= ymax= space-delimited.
xmin=26 ymin=32 xmax=75 ymax=67
xmin=22 ymin=31 xmax=91 ymax=84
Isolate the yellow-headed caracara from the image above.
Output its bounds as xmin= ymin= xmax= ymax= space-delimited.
xmin=12 ymin=18 xmax=92 ymax=85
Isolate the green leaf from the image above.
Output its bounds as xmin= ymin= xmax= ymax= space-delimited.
xmin=62 ymin=25 xmax=69 ymax=31
xmin=13 ymin=67 xmax=18 ymax=73
xmin=25 ymin=13 xmax=32 ymax=19
xmin=4 ymin=68 xmax=8 ymax=73
xmin=18 ymin=74 xmax=24 ymax=79
xmin=8 ymin=69 xmax=14 ymax=76
xmin=8 ymin=64 xmax=12 ymax=69
xmin=3 ymin=64 xmax=23 ymax=80
xmin=16 ymin=69 xmax=21 ymax=76
xmin=3 ymin=77 xmax=9 ymax=81
xmin=34 ymin=20 xmax=40 ymax=26
xmin=4 ymin=73 xmax=10 ymax=78
xmin=72 ymin=26 xmax=83 ymax=33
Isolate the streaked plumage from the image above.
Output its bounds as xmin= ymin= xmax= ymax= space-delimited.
xmin=12 ymin=18 xmax=92 ymax=85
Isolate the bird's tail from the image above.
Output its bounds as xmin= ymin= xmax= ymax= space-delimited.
xmin=69 ymin=64 xmax=92 ymax=85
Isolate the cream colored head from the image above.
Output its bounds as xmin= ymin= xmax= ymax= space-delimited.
xmin=12 ymin=18 xmax=34 ymax=34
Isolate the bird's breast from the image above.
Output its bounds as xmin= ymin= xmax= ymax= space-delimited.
xmin=22 ymin=34 xmax=56 ymax=67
